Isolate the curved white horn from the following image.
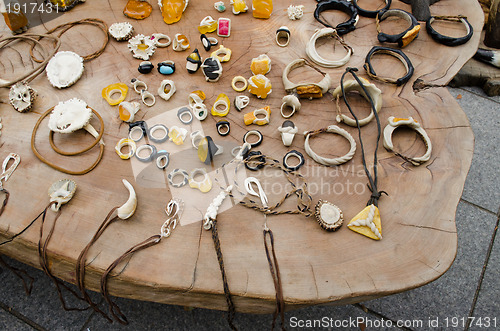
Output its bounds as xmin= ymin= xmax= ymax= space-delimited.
xmin=117 ymin=179 xmax=137 ymax=219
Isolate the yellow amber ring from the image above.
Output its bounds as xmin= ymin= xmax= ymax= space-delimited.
xmin=248 ymin=74 xmax=272 ymax=99
xmin=244 ymin=106 xmax=271 ymax=126
xmin=188 ymin=168 xmax=213 ymax=193
xmin=231 ymin=76 xmax=248 ymax=92
xmin=211 ymin=45 xmax=232 ymax=63
xmin=211 ymin=93 xmax=230 ymax=117
xmin=102 ymin=83 xmax=128 ymax=106
xmin=115 ymin=138 xmax=137 ymax=160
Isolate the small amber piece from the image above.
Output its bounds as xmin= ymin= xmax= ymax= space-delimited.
xmin=231 ymin=0 xmax=248 ymax=14
xmin=296 ymin=85 xmax=323 ymax=99
xmin=123 ymin=0 xmax=153 ymax=20
xmin=2 ymin=11 xmax=28 ymax=33
xmin=102 ymin=83 xmax=129 ymax=106
xmin=160 ymin=0 xmax=186 ymax=25
xmin=248 ymin=74 xmax=272 ymax=99
xmin=401 ymin=25 xmax=420 ymax=48
xmin=252 ymin=0 xmax=273 ymax=19
xmin=250 ymin=54 xmax=271 ymax=75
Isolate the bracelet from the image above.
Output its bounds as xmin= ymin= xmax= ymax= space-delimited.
xmin=276 ymin=26 xmax=291 ymax=47
xmin=148 ymin=124 xmax=169 ymax=143
xmin=351 ymin=0 xmax=391 ymax=18
xmin=243 ymin=130 xmax=263 ymax=148
xmin=383 ymin=116 xmax=432 ymax=166
xmin=314 ymin=0 xmax=359 ymax=35
xmin=136 ymin=144 xmax=157 ymax=162
xmin=283 ymin=150 xmax=305 ymax=172
xmin=158 ymin=80 xmax=176 ymax=101
xmin=216 ymin=120 xmax=230 ymax=136
xmin=177 ymin=107 xmax=193 ymax=124
xmin=376 ymin=9 xmax=420 ymax=48
xmin=278 ymin=120 xmax=298 ymax=146
xmin=331 ymin=77 xmax=383 ymax=127
xmin=155 ymin=150 xmax=170 ymax=169
xmin=303 ymin=125 xmax=356 ymax=166
xmin=115 ymin=138 xmax=137 ymax=160
xmin=244 ymin=107 xmax=271 ymax=126
xmin=231 ymin=76 xmax=248 ymax=92
xmin=282 ymin=59 xmax=332 ymax=98
xmin=363 ymin=46 xmax=414 ymax=86
xmin=168 ymin=169 xmax=189 ymax=188
xmin=188 ymin=168 xmax=213 ymax=193
xmin=426 ymin=15 xmax=473 ymax=47
xmin=306 ymin=28 xmax=353 ymax=68
xmin=129 ymin=121 xmax=147 ymax=141
xmin=211 ymin=93 xmax=230 ymax=117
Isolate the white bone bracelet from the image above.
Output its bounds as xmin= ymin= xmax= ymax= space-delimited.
xmin=383 ymin=116 xmax=432 ymax=166
xmin=331 ymin=78 xmax=383 ymax=127
xmin=305 ymin=28 xmax=353 ymax=68
xmin=304 ymin=125 xmax=356 ymax=166
xmin=282 ymin=58 xmax=331 ymax=98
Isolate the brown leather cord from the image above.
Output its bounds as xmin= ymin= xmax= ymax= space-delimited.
xmin=38 ymin=201 xmax=88 ymax=311
xmin=49 ymin=115 xmax=105 ymax=156
xmin=76 ymin=207 xmax=120 ymax=323
xmin=0 ymin=254 xmax=34 ymax=295
xmin=263 ymin=229 xmax=285 ymax=331
xmin=210 ymin=219 xmax=237 ymax=331
xmin=0 ymin=34 xmax=61 ymax=88
xmin=31 ymin=106 xmax=105 ymax=176
xmin=100 ymin=235 xmax=162 ymax=325
xmin=30 ymin=18 xmax=109 ymax=63
xmin=0 ymin=188 xmax=9 ymax=217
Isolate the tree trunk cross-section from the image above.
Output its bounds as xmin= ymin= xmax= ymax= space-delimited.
xmin=0 ymin=0 xmax=481 ymax=313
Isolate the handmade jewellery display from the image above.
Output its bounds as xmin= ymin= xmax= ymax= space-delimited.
xmin=383 ymin=116 xmax=432 ymax=166
xmin=340 ymin=68 xmax=387 ymax=241
xmin=426 ymin=15 xmax=473 ymax=47
xmin=376 ymin=9 xmax=420 ymax=48
xmin=331 ymin=77 xmax=383 ymax=126
xmin=100 ymin=199 xmax=183 ymax=325
xmin=0 ymin=153 xmax=20 ymax=217
xmin=363 ymin=46 xmax=414 ymax=86
xmin=75 ymin=179 xmax=137 ymax=321
xmin=0 ymin=34 xmax=61 ymax=112
xmin=305 ymin=28 xmax=353 ymax=68
xmin=31 ymin=99 xmax=106 ymax=175
xmin=314 ymin=0 xmax=359 ymax=35
xmin=303 ymin=126 xmax=357 ymax=166
xmin=351 ymin=0 xmax=391 ymax=18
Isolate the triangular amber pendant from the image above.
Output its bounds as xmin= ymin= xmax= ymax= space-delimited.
xmin=347 ymin=204 xmax=382 ymax=240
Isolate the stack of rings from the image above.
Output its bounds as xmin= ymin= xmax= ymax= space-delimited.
xmin=131 ymin=78 xmax=156 ymax=106
xmin=376 ymin=9 xmax=420 ymax=48
xmin=216 ymin=120 xmax=230 ymax=136
xmin=168 ymin=169 xmax=189 ymax=188
xmin=304 ymin=125 xmax=357 ymax=166
xmin=314 ymin=0 xmax=359 ymax=35
xmin=177 ymin=107 xmax=193 ymax=124
xmin=426 ymin=15 xmax=473 ymax=47
xmin=363 ymin=46 xmax=414 ymax=86
xmin=243 ymin=130 xmax=263 ymax=148
xmin=283 ymin=150 xmax=305 ymax=172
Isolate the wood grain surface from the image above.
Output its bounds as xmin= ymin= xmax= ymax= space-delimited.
xmin=0 ymin=0 xmax=481 ymax=313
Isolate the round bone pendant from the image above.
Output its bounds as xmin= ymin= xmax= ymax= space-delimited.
xmin=9 ymin=82 xmax=37 ymax=113
xmin=315 ymin=199 xmax=343 ymax=231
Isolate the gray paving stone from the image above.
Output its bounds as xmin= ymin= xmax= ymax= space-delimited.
xmin=84 ymin=298 xmax=402 ymax=331
xmin=0 ymin=308 xmax=34 ymax=331
xmin=447 ymin=87 xmax=500 ymax=213
xmin=0 ymin=255 xmax=93 ymax=331
xmin=459 ymin=86 xmax=500 ymax=103
xmin=361 ymin=201 xmax=498 ymax=331
xmin=470 ymin=223 xmax=500 ymax=331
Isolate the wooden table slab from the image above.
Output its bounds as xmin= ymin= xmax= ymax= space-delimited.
xmin=0 ymin=0 xmax=481 ymax=313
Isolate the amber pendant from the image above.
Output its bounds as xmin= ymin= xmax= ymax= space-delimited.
xmin=123 ymin=0 xmax=153 ymax=20
xmin=315 ymin=200 xmax=343 ymax=231
xmin=347 ymin=204 xmax=382 ymax=240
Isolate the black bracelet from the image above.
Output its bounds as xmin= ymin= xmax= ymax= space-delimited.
xmin=376 ymin=9 xmax=420 ymax=48
xmin=426 ymin=15 xmax=473 ymax=47
xmin=283 ymin=150 xmax=305 ymax=172
xmin=216 ymin=120 xmax=230 ymax=136
xmin=351 ymin=0 xmax=391 ymax=18
xmin=363 ymin=46 xmax=414 ymax=86
xmin=314 ymin=0 xmax=359 ymax=35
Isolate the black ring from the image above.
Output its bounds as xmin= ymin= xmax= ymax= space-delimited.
xmin=377 ymin=9 xmax=420 ymax=48
xmin=283 ymin=150 xmax=305 ymax=172
xmin=135 ymin=144 xmax=157 ymax=163
xmin=148 ymin=124 xmax=169 ymax=143
xmin=216 ymin=120 xmax=230 ymax=136
xmin=363 ymin=46 xmax=414 ymax=86
xmin=426 ymin=16 xmax=473 ymax=47
xmin=243 ymin=130 xmax=263 ymax=148
xmin=351 ymin=0 xmax=391 ymax=18
xmin=129 ymin=121 xmax=148 ymax=141
xmin=245 ymin=151 xmax=265 ymax=171
xmin=177 ymin=107 xmax=193 ymax=124
xmin=314 ymin=0 xmax=359 ymax=35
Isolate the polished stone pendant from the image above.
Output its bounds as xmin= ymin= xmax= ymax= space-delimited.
xmin=347 ymin=204 xmax=382 ymax=240
xmin=315 ymin=200 xmax=343 ymax=231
